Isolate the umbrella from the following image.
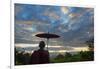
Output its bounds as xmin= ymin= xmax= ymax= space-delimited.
xmin=35 ymin=32 xmax=60 ymax=50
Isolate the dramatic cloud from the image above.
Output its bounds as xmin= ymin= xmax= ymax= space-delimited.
xmin=15 ymin=4 xmax=94 ymax=49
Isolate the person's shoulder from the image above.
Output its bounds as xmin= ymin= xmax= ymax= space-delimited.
xmin=34 ymin=50 xmax=39 ymax=53
xmin=44 ymin=50 xmax=49 ymax=53
xmin=32 ymin=50 xmax=38 ymax=54
xmin=45 ymin=50 xmax=48 ymax=52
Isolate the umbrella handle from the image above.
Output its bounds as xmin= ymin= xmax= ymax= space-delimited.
xmin=47 ymin=38 xmax=49 ymax=50
xmin=47 ymin=32 xmax=49 ymax=50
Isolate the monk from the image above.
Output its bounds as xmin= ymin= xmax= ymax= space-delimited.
xmin=30 ymin=41 xmax=50 ymax=64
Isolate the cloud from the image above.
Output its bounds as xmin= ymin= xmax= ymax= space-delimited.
xmin=43 ymin=10 xmax=60 ymax=20
xmin=15 ymin=4 xmax=23 ymax=16
xmin=61 ymin=6 xmax=69 ymax=14
xmin=15 ymin=4 xmax=94 ymax=48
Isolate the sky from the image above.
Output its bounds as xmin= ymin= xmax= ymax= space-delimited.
xmin=15 ymin=3 xmax=94 ymax=52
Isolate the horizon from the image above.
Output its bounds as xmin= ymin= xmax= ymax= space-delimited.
xmin=15 ymin=43 xmax=89 ymax=53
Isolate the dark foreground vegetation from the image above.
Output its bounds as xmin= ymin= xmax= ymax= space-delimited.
xmin=15 ymin=38 xmax=94 ymax=65
xmin=15 ymin=50 xmax=94 ymax=65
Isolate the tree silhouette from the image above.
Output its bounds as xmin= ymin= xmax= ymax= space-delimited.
xmin=85 ymin=38 xmax=94 ymax=51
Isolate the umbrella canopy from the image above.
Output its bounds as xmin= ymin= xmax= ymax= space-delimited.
xmin=35 ymin=33 xmax=60 ymax=38
xmin=35 ymin=32 xmax=60 ymax=50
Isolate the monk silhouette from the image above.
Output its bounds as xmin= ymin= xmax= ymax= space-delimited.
xmin=30 ymin=41 xmax=50 ymax=64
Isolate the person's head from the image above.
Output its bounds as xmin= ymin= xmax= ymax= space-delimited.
xmin=39 ymin=41 xmax=45 ymax=50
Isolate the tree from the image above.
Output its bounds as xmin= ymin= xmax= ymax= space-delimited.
xmin=65 ymin=52 xmax=72 ymax=58
xmin=55 ymin=54 xmax=64 ymax=59
xmin=86 ymin=38 xmax=94 ymax=51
